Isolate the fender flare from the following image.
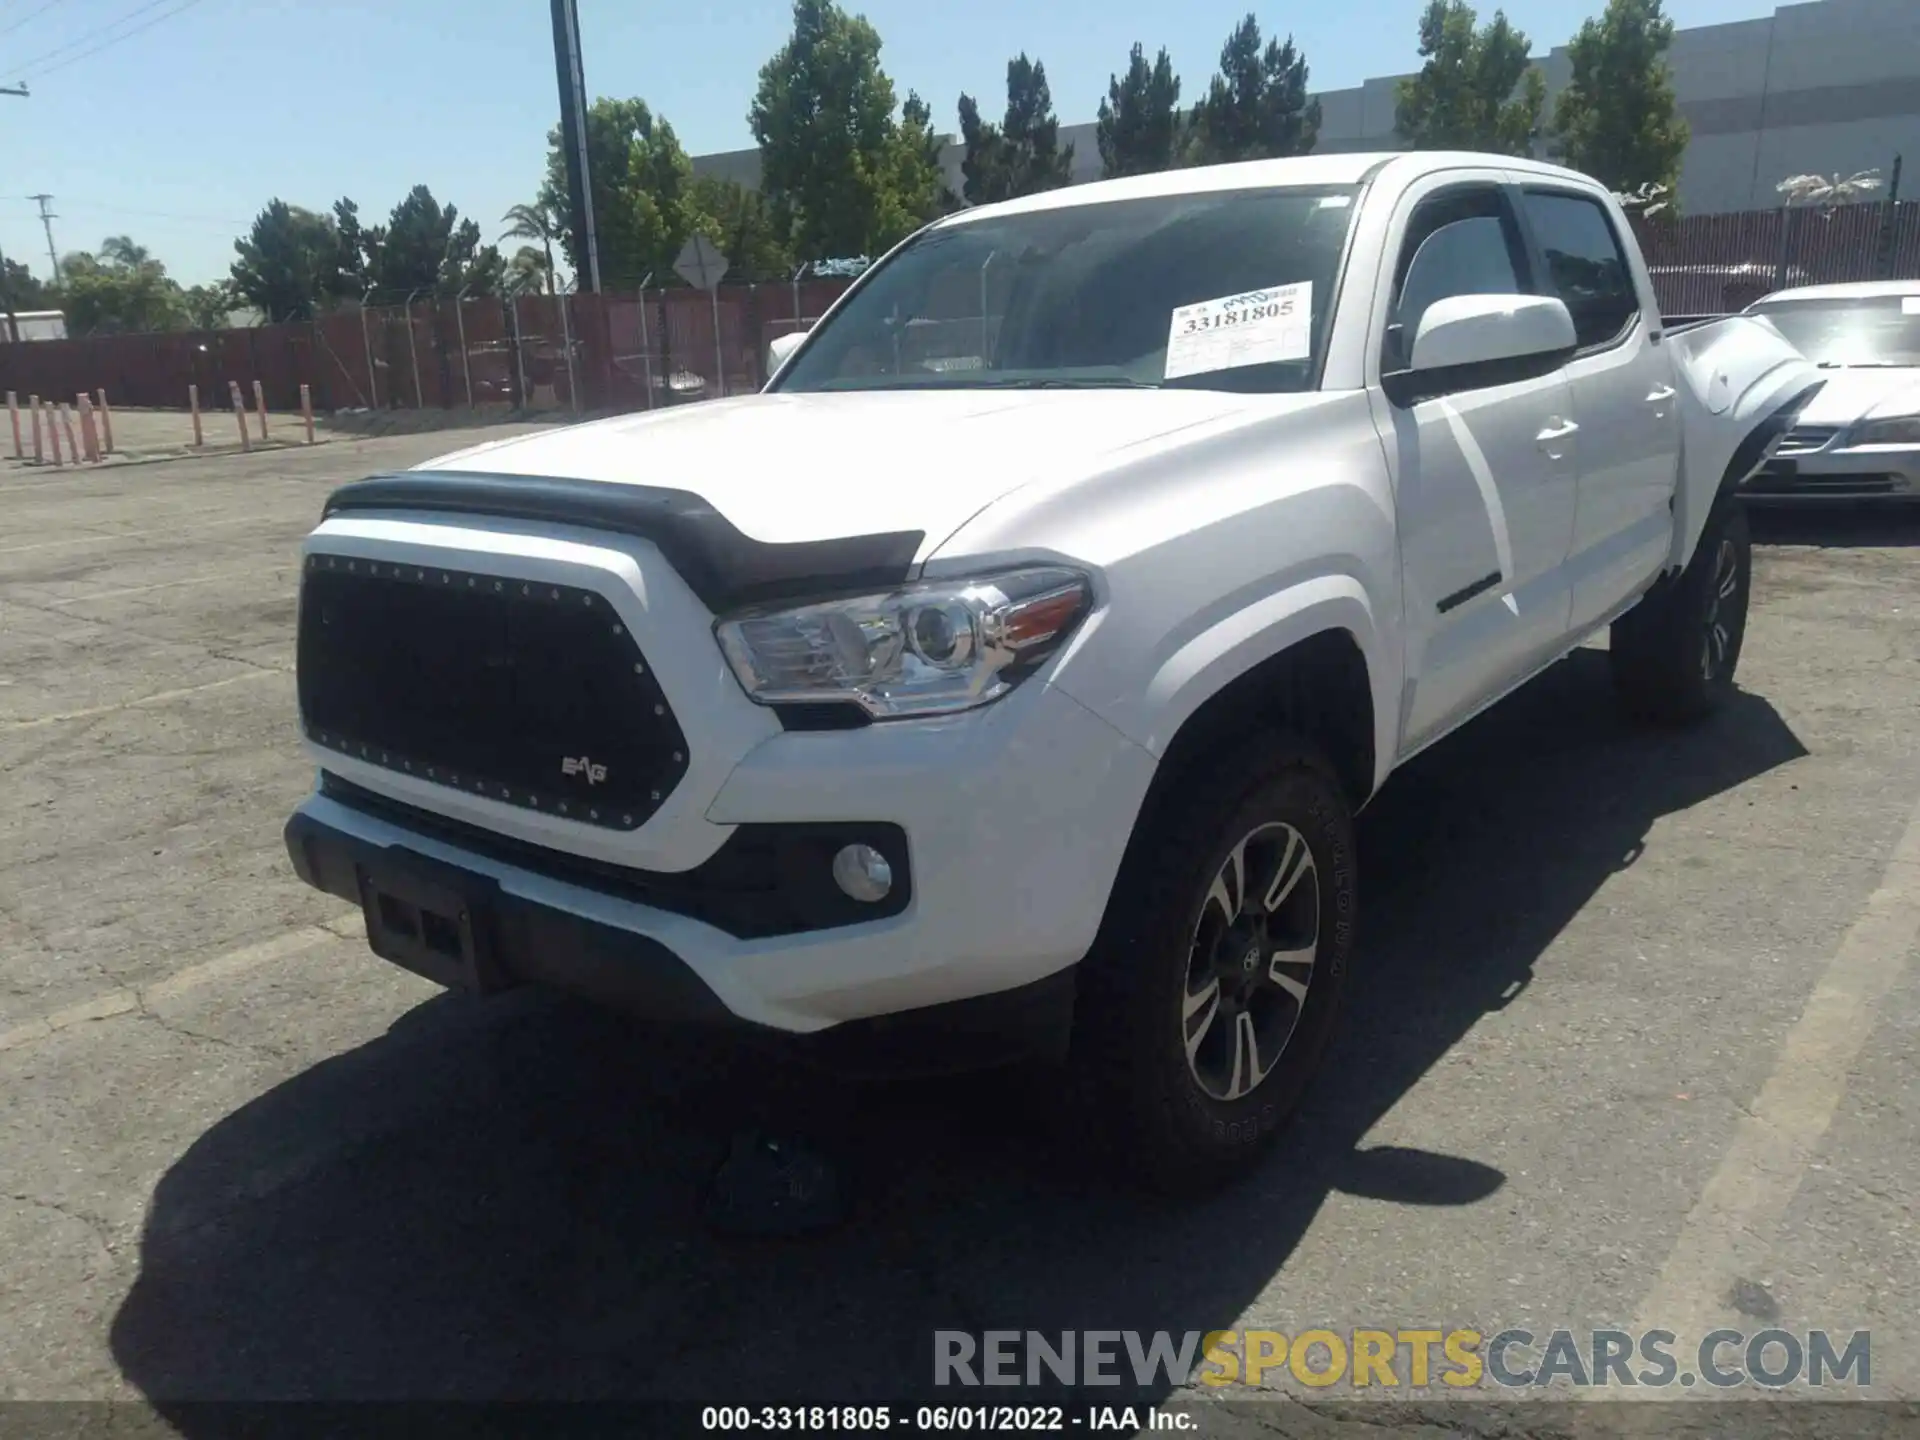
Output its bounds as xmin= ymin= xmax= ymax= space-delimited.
xmin=1131 ymin=571 xmax=1396 ymax=795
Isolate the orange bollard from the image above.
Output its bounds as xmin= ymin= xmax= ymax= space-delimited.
xmin=59 ymin=403 xmax=79 ymax=463
xmin=77 ymin=395 xmax=102 ymax=463
xmin=45 ymin=401 xmax=63 ymax=466
xmin=229 ymin=382 xmax=250 ymax=452
xmin=6 ymin=391 xmax=19 ymax=460
xmin=189 ymin=384 xmax=203 ymax=446
xmin=95 ymin=389 xmax=113 ymax=452
xmin=300 ymin=383 xmax=315 ymax=444
xmin=252 ymin=379 xmax=268 ymax=439
xmin=29 ymin=394 xmax=42 ymax=464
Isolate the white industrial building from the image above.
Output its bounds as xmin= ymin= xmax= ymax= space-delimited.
xmin=692 ymin=0 xmax=1920 ymax=215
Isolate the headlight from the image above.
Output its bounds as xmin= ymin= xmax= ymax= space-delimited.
xmin=715 ymin=566 xmax=1093 ymax=719
xmin=1853 ymin=415 xmax=1920 ymax=446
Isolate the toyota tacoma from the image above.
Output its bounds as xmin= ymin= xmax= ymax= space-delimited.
xmin=285 ymin=151 xmax=1821 ymax=1191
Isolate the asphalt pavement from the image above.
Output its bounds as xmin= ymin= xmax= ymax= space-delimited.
xmin=1 ymin=424 xmax=1917 ymax=1435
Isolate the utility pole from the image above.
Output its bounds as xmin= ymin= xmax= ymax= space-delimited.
xmin=28 ymin=193 xmax=59 ymax=283
xmin=28 ymin=194 xmax=58 ymax=286
xmin=549 ymin=0 xmax=600 ymax=292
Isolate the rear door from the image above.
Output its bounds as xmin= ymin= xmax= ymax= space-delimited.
xmin=1514 ymin=184 xmax=1680 ymax=633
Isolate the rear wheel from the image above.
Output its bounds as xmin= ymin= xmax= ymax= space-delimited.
xmin=1610 ymin=490 xmax=1751 ymax=725
xmin=1072 ymin=737 xmax=1356 ymax=1194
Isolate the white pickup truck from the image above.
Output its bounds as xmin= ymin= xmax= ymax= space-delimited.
xmin=285 ymin=151 xmax=1821 ymax=1192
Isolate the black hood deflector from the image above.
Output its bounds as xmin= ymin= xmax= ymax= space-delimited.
xmin=321 ymin=471 xmax=924 ymax=614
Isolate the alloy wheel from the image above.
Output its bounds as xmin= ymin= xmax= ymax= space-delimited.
xmin=1701 ymin=535 xmax=1740 ymax=682
xmin=1181 ymin=822 xmax=1320 ymax=1102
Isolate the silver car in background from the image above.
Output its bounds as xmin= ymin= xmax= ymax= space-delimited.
xmin=1741 ymin=280 xmax=1920 ymax=503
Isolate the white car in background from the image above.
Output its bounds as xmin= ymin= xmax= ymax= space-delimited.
xmin=1741 ymin=280 xmax=1920 ymax=503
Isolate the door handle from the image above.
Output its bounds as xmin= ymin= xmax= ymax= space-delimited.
xmin=1646 ymin=384 xmax=1676 ymax=403
xmin=1536 ymin=418 xmax=1580 ymax=442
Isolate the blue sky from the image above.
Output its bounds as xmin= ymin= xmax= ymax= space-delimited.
xmin=0 ymin=0 xmax=1778 ymax=288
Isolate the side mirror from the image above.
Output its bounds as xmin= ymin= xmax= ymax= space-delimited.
xmin=1387 ymin=294 xmax=1577 ymax=404
xmin=766 ymin=329 xmax=808 ymax=376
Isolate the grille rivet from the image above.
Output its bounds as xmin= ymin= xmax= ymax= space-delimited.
xmin=653 ymin=704 xmax=664 ymax=715
xmin=633 ymin=662 xmax=644 ymax=674
xmin=494 ymin=581 xmax=503 ymax=592
xmin=583 ymin=595 xmax=593 ymax=606
xmin=650 ymin=791 xmax=661 ymax=802
xmin=589 ymin=809 xmax=599 ymax=820
xmin=403 ymin=761 xmax=412 ymax=771
xmin=672 ymin=751 xmax=683 ymax=763
xmin=501 ymin=786 xmax=509 ymax=797
xmin=612 ymin=624 xmax=623 ymax=635
xmin=441 ymin=574 xmax=450 ymax=584
xmin=559 ymin=803 xmax=569 ymax=814
xmin=622 ymin=814 xmax=633 ymax=825
xmin=416 ymin=570 xmax=425 ymax=580
xmin=550 ymin=588 xmax=560 ymax=600
xmin=348 ymin=560 xmax=356 ymax=572
xmin=521 ymin=584 xmax=530 ymax=595
xmin=427 ymin=768 xmax=436 ymax=778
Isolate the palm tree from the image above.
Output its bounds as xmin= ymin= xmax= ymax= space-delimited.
xmin=499 ymin=203 xmax=558 ymax=294
xmin=506 ymin=245 xmax=551 ymax=298
xmin=99 ymin=235 xmax=154 ymax=269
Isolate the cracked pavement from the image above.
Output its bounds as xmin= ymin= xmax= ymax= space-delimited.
xmin=2 ymin=427 xmax=1918 ymax=1436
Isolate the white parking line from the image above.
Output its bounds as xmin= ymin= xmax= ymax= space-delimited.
xmin=1627 ymin=790 xmax=1920 ymax=1352
xmin=1 ymin=667 xmax=288 ymax=731
xmin=0 ymin=513 xmax=278 ymax=556
xmin=0 ymin=912 xmax=364 ymax=1056
xmin=44 ymin=569 xmax=293 ymax=605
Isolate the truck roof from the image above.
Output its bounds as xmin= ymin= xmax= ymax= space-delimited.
xmin=934 ymin=151 xmax=1609 ymax=226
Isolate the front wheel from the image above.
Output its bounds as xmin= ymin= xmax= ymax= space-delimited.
xmin=1610 ymin=491 xmax=1751 ymax=725
xmin=1071 ymin=737 xmax=1357 ymax=1194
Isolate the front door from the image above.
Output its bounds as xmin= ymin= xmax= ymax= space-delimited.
xmin=1368 ymin=177 xmax=1581 ymax=756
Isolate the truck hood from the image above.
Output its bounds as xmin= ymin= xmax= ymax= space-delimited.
xmin=1791 ymin=366 xmax=1920 ymax=427
xmin=418 ymin=388 xmax=1299 ymax=553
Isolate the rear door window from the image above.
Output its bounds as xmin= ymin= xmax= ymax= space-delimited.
xmin=1519 ymin=190 xmax=1640 ymax=349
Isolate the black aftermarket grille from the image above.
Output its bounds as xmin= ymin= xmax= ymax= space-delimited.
xmin=296 ymin=555 xmax=688 ymax=830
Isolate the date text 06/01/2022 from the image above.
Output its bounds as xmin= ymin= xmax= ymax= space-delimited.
xmin=701 ymin=1405 xmax=1191 ymax=1432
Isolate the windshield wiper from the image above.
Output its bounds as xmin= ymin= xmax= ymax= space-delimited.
xmin=1817 ymin=360 xmax=1906 ymax=369
xmin=972 ymin=375 xmax=1158 ymax=390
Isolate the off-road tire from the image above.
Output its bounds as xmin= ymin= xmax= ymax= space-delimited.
xmin=1071 ymin=735 xmax=1357 ymax=1195
xmin=1610 ymin=490 xmax=1751 ymax=726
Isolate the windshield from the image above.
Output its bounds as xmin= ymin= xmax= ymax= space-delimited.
xmin=772 ymin=185 xmax=1361 ymax=395
xmin=1747 ymin=295 xmax=1920 ymax=368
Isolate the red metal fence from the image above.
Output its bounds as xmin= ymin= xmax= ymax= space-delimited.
xmin=1629 ymin=199 xmax=1920 ymax=315
xmin=0 ymin=276 xmax=858 ymax=417
xmin=3 ymin=202 xmax=1918 ymax=412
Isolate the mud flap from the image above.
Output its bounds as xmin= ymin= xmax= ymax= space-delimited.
xmin=1666 ymin=315 xmax=1825 ymax=571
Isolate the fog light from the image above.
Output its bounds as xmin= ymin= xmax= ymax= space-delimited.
xmin=831 ymin=843 xmax=893 ymax=903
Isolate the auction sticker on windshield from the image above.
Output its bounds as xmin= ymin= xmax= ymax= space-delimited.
xmin=1164 ymin=282 xmax=1312 ymax=380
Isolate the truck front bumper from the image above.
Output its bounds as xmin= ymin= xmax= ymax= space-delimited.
xmin=283 ymin=679 xmax=1156 ymax=1069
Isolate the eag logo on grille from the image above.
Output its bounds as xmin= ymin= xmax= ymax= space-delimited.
xmin=561 ymin=755 xmax=609 ymax=785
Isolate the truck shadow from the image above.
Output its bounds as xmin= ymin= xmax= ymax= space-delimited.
xmin=108 ymin=650 xmax=1807 ymax=1411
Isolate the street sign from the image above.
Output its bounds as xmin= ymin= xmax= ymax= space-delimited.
xmin=674 ymin=234 xmax=729 ymax=292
